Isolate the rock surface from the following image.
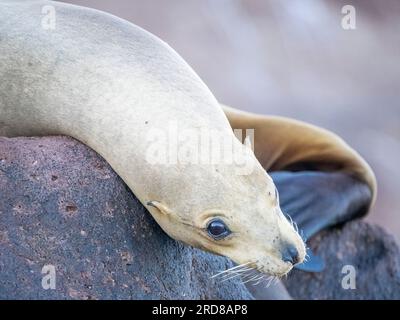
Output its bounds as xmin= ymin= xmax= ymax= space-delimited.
xmin=1 ymin=136 xmax=399 ymax=300
xmin=284 ymin=221 xmax=400 ymax=299
xmin=0 ymin=136 xmax=252 ymax=300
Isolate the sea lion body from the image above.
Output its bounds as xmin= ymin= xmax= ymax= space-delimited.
xmin=0 ymin=1 xmax=377 ymax=283
xmin=0 ymin=1 xmax=306 ymax=276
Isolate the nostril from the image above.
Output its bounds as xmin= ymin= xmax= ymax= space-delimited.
xmin=282 ymin=244 xmax=300 ymax=265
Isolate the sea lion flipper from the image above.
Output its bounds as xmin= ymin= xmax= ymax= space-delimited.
xmin=222 ymin=104 xmax=377 ymax=210
xmin=270 ymin=170 xmax=371 ymax=273
xmin=270 ymin=171 xmax=372 ymax=239
xmin=223 ymin=104 xmax=375 ymax=229
xmin=294 ymin=247 xmax=325 ymax=272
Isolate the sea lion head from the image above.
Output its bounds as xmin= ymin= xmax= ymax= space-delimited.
xmin=147 ymin=137 xmax=306 ymax=277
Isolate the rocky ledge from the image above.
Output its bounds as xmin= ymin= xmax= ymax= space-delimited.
xmin=0 ymin=136 xmax=399 ymax=299
xmin=284 ymin=221 xmax=400 ymax=299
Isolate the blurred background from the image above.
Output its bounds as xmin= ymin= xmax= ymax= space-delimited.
xmin=62 ymin=0 xmax=400 ymax=241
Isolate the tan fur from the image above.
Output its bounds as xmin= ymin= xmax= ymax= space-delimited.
xmin=0 ymin=1 xmax=305 ymax=276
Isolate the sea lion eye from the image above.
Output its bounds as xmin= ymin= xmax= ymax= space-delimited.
xmin=207 ymin=219 xmax=231 ymax=240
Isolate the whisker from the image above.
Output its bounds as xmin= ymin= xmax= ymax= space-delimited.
xmin=286 ymin=214 xmax=294 ymax=228
xmin=240 ymin=269 xmax=258 ymax=281
xmin=265 ymin=276 xmax=274 ymax=287
xmin=219 ymin=272 xmax=245 ymax=282
xmin=253 ymin=274 xmax=266 ymax=286
xmin=211 ymin=261 xmax=254 ymax=279
xmin=294 ymin=221 xmax=299 ymax=233
xmin=217 ymin=267 xmax=254 ymax=280
xmin=241 ymin=274 xmax=261 ymax=284
xmin=220 ymin=266 xmax=253 ymax=275
xmin=221 ymin=269 xmax=256 ymax=283
xmin=300 ymin=229 xmax=307 ymax=242
xmin=221 ymin=266 xmax=257 ymax=281
xmin=254 ymin=273 xmax=264 ymax=281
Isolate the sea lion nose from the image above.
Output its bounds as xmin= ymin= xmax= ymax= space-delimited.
xmin=281 ymin=244 xmax=300 ymax=265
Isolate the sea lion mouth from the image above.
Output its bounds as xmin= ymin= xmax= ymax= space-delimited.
xmin=211 ymin=257 xmax=295 ymax=284
xmin=258 ymin=251 xmax=301 ymax=276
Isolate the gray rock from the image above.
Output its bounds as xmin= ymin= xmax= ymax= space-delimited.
xmin=284 ymin=221 xmax=400 ymax=299
xmin=0 ymin=136 xmax=253 ymax=300
xmin=2 ymin=135 xmax=399 ymax=300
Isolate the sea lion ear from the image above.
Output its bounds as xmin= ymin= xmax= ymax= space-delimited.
xmin=147 ymin=200 xmax=172 ymax=216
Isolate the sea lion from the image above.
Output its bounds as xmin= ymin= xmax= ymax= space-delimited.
xmin=0 ymin=0 xmax=306 ymax=277
xmin=222 ymin=108 xmax=376 ymax=299
xmin=0 ymin=0 xmax=377 ymax=283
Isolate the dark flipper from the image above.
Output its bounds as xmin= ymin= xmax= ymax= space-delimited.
xmin=270 ymin=171 xmax=372 ymax=271
xmin=295 ymin=248 xmax=325 ymax=272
